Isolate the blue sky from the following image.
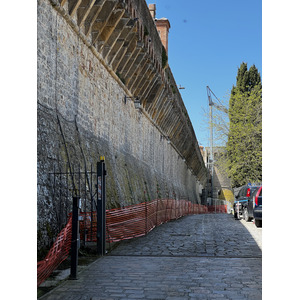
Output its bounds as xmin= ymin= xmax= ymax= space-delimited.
xmin=146 ymin=0 xmax=262 ymax=147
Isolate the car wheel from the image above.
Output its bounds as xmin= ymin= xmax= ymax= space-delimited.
xmin=243 ymin=208 xmax=250 ymax=222
xmin=255 ymin=219 xmax=262 ymax=227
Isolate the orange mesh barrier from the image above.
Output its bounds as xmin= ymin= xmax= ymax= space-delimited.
xmin=37 ymin=215 xmax=72 ymax=287
xmin=79 ymin=211 xmax=97 ymax=242
xmin=79 ymin=199 xmax=209 ymax=243
xmin=105 ymin=200 xmax=220 ymax=242
xmin=38 ymin=199 xmax=226 ymax=286
xmin=207 ymin=205 xmax=227 ymax=213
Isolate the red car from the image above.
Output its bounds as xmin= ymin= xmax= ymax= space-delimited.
xmin=253 ymin=186 xmax=262 ymax=227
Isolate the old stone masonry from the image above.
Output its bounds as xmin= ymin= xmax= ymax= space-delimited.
xmin=37 ymin=0 xmax=206 ymax=253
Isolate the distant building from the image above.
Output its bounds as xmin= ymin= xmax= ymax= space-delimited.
xmin=148 ymin=4 xmax=171 ymax=54
xmin=200 ymin=146 xmax=234 ymax=203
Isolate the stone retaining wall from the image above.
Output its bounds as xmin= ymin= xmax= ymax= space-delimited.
xmin=37 ymin=0 xmax=206 ymax=253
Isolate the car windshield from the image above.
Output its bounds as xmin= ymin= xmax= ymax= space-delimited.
xmin=250 ymin=187 xmax=259 ymax=196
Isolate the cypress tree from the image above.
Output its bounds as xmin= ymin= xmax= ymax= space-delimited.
xmin=226 ymin=62 xmax=262 ymax=187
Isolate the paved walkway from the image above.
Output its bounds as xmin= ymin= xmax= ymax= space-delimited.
xmin=40 ymin=214 xmax=262 ymax=299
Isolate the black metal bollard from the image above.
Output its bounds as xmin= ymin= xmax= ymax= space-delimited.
xmin=70 ymin=196 xmax=80 ymax=279
xmin=97 ymin=158 xmax=106 ymax=256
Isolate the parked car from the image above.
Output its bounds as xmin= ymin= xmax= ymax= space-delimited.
xmin=233 ymin=184 xmax=261 ymax=221
xmin=253 ymin=186 xmax=262 ymax=227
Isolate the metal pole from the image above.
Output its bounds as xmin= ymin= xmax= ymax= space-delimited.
xmin=174 ymin=193 xmax=177 ymax=219
xmin=165 ymin=196 xmax=168 ymax=222
xmin=156 ymin=190 xmax=159 ymax=226
xmin=83 ymin=164 xmax=87 ymax=247
xmin=96 ymin=161 xmax=103 ymax=255
xmin=210 ymin=104 xmax=215 ymax=214
xmin=207 ymin=86 xmax=215 ymax=214
xmin=70 ymin=196 xmax=79 ymax=279
xmin=59 ymin=167 xmax=62 ymax=228
xmin=66 ymin=165 xmax=69 ymax=223
xmin=144 ymin=190 xmax=148 ymax=234
xmin=96 ymin=158 xmax=106 ymax=255
xmin=101 ymin=160 xmax=106 ymax=255
xmin=78 ymin=163 xmax=81 ymax=198
xmin=90 ymin=164 xmax=93 ymax=241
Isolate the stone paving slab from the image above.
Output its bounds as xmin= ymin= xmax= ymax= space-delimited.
xmin=238 ymin=218 xmax=262 ymax=251
xmin=111 ymin=214 xmax=262 ymax=258
xmin=40 ymin=255 xmax=261 ymax=299
xmin=40 ymin=214 xmax=262 ymax=299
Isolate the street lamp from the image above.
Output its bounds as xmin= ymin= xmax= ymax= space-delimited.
xmin=133 ymin=98 xmax=141 ymax=110
xmin=124 ymin=96 xmax=142 ymax=111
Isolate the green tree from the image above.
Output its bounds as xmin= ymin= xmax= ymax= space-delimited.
xmin=226 ymin=62 xmax=262 ymax=187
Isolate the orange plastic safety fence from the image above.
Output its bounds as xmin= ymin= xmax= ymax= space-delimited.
xmin=207 ymin=205 xmax=227 ymax=213
xmin=79 ymin=211 xmax=97 ymax=242
xmin=38 ymin=200 xmax=227 ymax=286
xmin=83 ymin=199 xmax=209 ymax=243
xmin=37 ymin=215 xmax=72 ymax=287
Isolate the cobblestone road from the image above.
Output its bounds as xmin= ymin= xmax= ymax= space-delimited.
xmin=40 ymin=214 xmax=262 ymax=299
